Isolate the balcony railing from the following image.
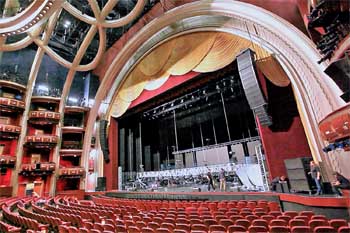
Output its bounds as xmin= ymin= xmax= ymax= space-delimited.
xmin=0 ymin=79 xmax=26 ymax=92
xmin=0 ymin=155 xmax=16 ymax=167
xmin=0 ymin=71 xmax=27 ymax=86
xmin=32 ymin=88 xmax=61 ymax=98
xmin=25 ymin=135 xmax=59 ymax=148
xmin=28 ymin=111 xmax=60 ymax=125
xmin=61 ymin=141 xmax=82 ymax=150
xmin=0 ymin=124 xmax=21 ymax=139
xmin=0 ymin=97 xmax=25 ymax=112
xmin=59 ymin=167 xmax=85 ymax=177
xmin=60 ymin=149 xmax=82 ymax=157
xmin=20 ymin=162 xmax=56 ymax=176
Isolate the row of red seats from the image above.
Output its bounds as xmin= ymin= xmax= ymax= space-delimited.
xmin=2 ymin=201 xmax=48 ymax=232
xmin=92 ymin=196 xmax=280 ymax=212
xmin=18 ymin=201 xmax=70 ymax=231
xmin=60 ymin=196 xmax=350 ymax=233
xmin=0 ymin=219 xmax=21 ymax=233
xmin=32 ymin=201 xmax=88 ymax=227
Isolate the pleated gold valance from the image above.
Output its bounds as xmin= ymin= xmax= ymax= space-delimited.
xmin=111 ymin=31 xmax=290 ymax=118
xmin=256 ymin=55 xmax=291 ymax=87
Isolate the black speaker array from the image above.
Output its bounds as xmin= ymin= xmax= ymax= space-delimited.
xmin=284 ymin=157 xmax=313 ymax=193
xmin=237 ymin=49 xmax=272 ymax=126
xmin=96 ymin=176 xmax=106 ymax=191
xmin=99 ymin=120 xmax=110 ymax=163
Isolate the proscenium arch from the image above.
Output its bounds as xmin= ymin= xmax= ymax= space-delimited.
xmin=83 ymin=0 xmax=346 ymax=183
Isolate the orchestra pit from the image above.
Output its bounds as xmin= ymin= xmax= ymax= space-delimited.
xmin=0 ymin=0 xmax=349 ymax=232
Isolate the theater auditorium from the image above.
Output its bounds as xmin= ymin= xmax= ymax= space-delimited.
xmin=0 ymin=0 xmax=349 ymax=232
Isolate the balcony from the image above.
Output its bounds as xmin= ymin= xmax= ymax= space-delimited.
xmin=28 ymin=111 xmax=60 ymax=125
xmin=60 ymin=149 xmax=82 ymax=157
xmin=24 ymin=135 xmax=59 ymax=148
xmin=59 ymin=167 xmax=85 ymax=177
xmin=0 ymin=155 xmax=16 ymax=167
xmin=61 ymin=141 xmax=82 ymax=150
xmin=20 ymin=162 xmax=55 ymax=176
xmin=31 ymin=96 xmax=60 ymax=104
xmin=319 ymin=103 xmax=350 ymax=142
xmin=0 ymin=79 xmax=26 ymax=93
xmin=0 ymin=97 xmax=25 ymax=113
xmin=0 ymin=124 xmax=21 ymax=139
xmin=65 ymin=106 xmax=90 ymax=113
xmin=62 ymin=126 xmax=85 ymax=133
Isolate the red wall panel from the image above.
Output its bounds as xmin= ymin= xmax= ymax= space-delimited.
xmin=104 ymin=119 xmax=118 ymax=190
xmin=257 ymin=116 xmax=312 ymax=180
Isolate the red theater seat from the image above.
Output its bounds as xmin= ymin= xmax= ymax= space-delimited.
xmin=219 ymin=219 xmax=234 ymax=229
xmin=261 ymin=215 xmax=274 ymax=223
xmin=309 ymin=219 xmax=330 ymax=231
xmin=269 ymin=226 xmax=289 ymax=233
xmin=191 ymin=224 xmax=208 ymax=231
xmin=269 ymin=211 xmax=282 ymax=217
xmin=209 ymin=225 xmax=226 ymax=232
xmin=156 ymin=228 xmax=171 ymax=233
xmin=227 ymin=225 xmax=247 ymax=233
xmin=278 ymin=215 xmax=292 ymax=222
xmin=289 ymin=219 xmax=307 ymax=228
xmin=284 ymin=211 xmax=299 ymax=218
xmin=142 ymin=227 xmax=156 ymax=233
xmin=115 ymin=225 xmax=127 ymax=233
xmin=230 ymin=214 xmax=244 ymax=223
xmin=173 ymin=230 xmax=189 ymax=233
xmin=292 ymin=226 xmax=311 ymax=233
xmin=252 ymin=219 xmax=269 ymax=228
xmin=89 ymin=230 xmax=101 ymax=233
xmin=248 ymin=225 xmax=268 ymax=232
xmin=127 ymin=226 xmax=141 ymax=233
xmin=300 ymin=211 xmax=314 ymax=219
xmin=329 ymin=219 xmax=348 ymax=231
xmin=270 ymin=219 xmax=288 ymax=226
xmin=235 ymin=219 xmax=251 ymax=230
xmin=79 ymin=228 xmax=89 ymax=233
xmin=338 ymin=226 xmax=350 ymax=233
xmin=246 ymin=214 xmax=259 ymax=222
xmin=175 ymin=223 xmax=190 ymax=231
xmin=314 ymin=226 xmax=336 ymax=233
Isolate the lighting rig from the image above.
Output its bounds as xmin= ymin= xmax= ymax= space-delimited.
xmin=142 ymin=75 xmax=243 ymax=120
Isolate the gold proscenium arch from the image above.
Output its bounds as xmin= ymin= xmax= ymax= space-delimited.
xmin=109 ymin=31 xmax=290 ymax=118
xmin=85 ymin=0 xmax=346 ymax=184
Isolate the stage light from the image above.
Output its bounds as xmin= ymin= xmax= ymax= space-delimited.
xmin=64 ymin=20 xmax=71 ymax=28
xmin=37 ymin=84 xmax=49 ymax=92
xmin=68 ymin=97 xmax=78 ymax=103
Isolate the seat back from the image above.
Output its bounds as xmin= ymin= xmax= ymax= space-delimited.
xmin=314 ymin=226 xmax=336 ymax=233
xmin=269 ymin=226 xmax=289 ymax=233
xmin=291 ymin=226 xmax=311 ymax=233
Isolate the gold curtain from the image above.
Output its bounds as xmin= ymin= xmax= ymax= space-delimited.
xmin=111 ymin=31 xmax=276 ymax=117
xmin=164 ymin=32 xmax=216 ymax=75
xmin=256 ymin=55 xmax=290 ymax=87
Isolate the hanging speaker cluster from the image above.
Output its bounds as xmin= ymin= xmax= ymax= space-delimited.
xmin=99 ymin=120 xmax=110 ymax=163
xmin=237 ymin=49 xmax=272 ymax=126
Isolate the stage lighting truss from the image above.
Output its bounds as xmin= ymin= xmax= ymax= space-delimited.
xmin=142 ymin=76 xmax=243 ymax=120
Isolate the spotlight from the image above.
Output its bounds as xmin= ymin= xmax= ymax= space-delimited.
xmin=63 ymin=20 xmax=71 ymax=28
